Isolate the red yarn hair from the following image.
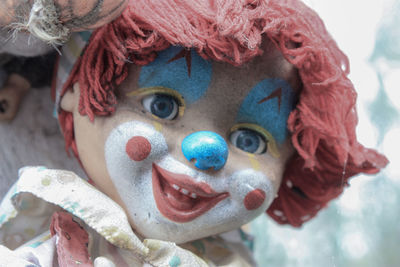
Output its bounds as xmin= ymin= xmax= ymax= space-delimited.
xmin=58 ymin=0 xmax=388 ymax=227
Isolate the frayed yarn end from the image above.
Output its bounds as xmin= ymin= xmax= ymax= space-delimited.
xmin=13 ymin=0 xmax=70 ymax=46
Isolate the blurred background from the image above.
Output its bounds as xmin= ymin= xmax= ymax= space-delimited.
xmin=251 ymin=0 xmax=400 ymax=266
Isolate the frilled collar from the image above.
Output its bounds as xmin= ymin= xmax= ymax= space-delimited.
xmin=0 ymin=166 xmax=208 ymax=266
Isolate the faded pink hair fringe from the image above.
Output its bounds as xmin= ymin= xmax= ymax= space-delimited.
xmin=59 ymin=0 xmax=388 ymax=227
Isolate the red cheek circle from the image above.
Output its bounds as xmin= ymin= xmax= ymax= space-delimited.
xmin=244 ymin=189 xmax=266 ymax=210
xmin=126 ymin=136 xmax=152 ymax=161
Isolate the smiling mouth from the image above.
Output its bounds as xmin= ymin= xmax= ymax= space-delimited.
xmin=152 ymin=163 xmax=229 ymax=223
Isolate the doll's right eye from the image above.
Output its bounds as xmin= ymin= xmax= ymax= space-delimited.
xmin=126 ymin=86 xmax=185 ymax=120
xmin=142 ymin=94 xmax=180 ymax=120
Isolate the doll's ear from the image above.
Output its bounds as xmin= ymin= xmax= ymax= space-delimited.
xmin=60 ymin=83 xmax=80 ymax=112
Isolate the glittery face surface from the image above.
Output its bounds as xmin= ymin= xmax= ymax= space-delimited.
xmin=105 ymin=121 xmax=275 ymax=242
xmin=75 ymin=43 xmax=299 ymax=243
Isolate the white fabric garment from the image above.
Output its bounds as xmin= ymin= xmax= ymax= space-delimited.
xmin=0 ymin=167 xmax=255 ymax=266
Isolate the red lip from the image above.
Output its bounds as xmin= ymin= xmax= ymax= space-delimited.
xmin=152 ymin=163 xmax=229 ymax=223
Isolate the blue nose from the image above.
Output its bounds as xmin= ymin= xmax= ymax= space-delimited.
xmin=182 ymin=131 xmax=228 ymax=171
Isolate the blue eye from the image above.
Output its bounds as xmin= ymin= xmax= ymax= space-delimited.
xmin=230 ymin=129 xmax=267 ymax=154
xmin=142 ymin=94 xmax=179 ymax=120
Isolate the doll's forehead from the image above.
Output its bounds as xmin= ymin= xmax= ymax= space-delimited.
xmin=125 ymin=42 xmax=300 ymax=103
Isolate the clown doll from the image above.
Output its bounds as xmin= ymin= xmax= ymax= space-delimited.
xmin=0 ymin=0 xmax=127 ymax=121
xmin=0 ymin=0 xmax=388 ymax=266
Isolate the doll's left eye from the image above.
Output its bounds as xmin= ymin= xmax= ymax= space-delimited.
xmin=142 ymin=94 xmax=179 ymax=120
xmin=230 ymin=129 xmax=267 ymax=154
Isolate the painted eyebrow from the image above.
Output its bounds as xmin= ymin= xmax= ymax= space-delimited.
xmin=138 ymin=46 xmax=212 ymax=105
xmin=257 ymin=87 xmax=282 ymax=112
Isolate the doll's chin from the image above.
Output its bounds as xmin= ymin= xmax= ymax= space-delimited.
xmin=129 ymin=215 xmax=252 ymax=244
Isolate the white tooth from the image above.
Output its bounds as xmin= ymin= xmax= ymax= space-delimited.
xmin=172 ymin=184 xmax=180 ymax=191
xmin=181 ymin=188 xmax=189 ymax=195
xmin=190 ymin=193 xmax=197 ymax=199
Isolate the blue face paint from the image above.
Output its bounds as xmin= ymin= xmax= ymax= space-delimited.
xmin=237 ymin=78 xmax=296 ymax=144
xmin=182 ymin=131 xmax=229 ymax=171
xmin=139 ymin=46 xmax=212 ymax=104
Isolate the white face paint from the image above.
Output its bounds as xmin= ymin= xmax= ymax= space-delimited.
xmin=105 ymin=121 xmax=275 ymax=243
xmin=67 ymin=41 xmax=298 ymax=243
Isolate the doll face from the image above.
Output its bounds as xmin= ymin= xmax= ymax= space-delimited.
xmin=62 ymin=42 xmax=300 ymax=243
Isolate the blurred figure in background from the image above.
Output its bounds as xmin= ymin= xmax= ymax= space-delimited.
xmin=0 ymin=0 xmax=127 ymax=121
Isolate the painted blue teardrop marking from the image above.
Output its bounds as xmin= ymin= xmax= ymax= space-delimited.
xmin=182 ymin=131 xmax=229 ymax=171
